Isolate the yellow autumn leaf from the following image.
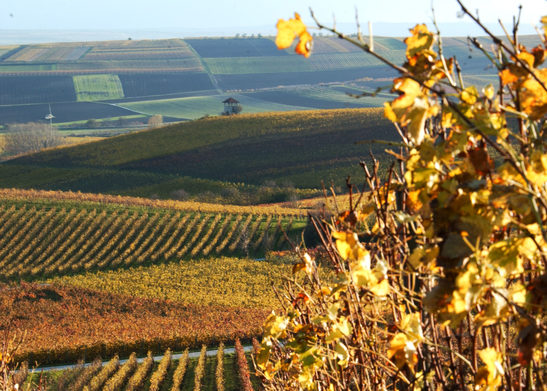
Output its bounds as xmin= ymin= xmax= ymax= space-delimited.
xmin=400 ymin=312 xmax=424 ymax=343
xmin=332 ymin=230 xmax=369 ymax=266
xmin=404 ymin=24 xmax=436 ymax=58
xmin=385 ymin=77 xmax=437 ymax=144
xmin=388 ymin=333 xmax=418 ymax=370
xmin=520 ymin=68 xmax=547 ymax=120
xmin=476 ymin=290 xmax=509 ymax=327
xmin=275 ymin=13 xmax=306 ymax=49
xmin=500 ymin=68 xmax=519 ymax=86
xmin=517 ymin=51 xmax=535 ymax=68
xmin=262 ymin=312 xmax=290 ymax=338
xmin=475 ymin=348 xmax=504 ymax=390
xmin=295 ymin=31 xmax=313 ymax=58
xmin=461 ymin=86 xmax=479 ymax=105
xmin=483 ymin=84 xmax=495 ymax=100
xmin=334 ymin=341 xmax=350 ymax=367
xmin=276 ymin=12 xmax=313 ymax=58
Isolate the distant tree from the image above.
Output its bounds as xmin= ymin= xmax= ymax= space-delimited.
xmin=4 ymin=122 xmax=62 ymax=155
xmin=148 ymin=115 xmax=163 ymax=129
xmin=85 ymin=119 xmax=99 ymax=129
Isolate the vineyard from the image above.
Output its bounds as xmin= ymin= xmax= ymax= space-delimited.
xmin=26 ymin=340 xmax=259 ymax=391
xmin=0 ymin=194 xmax=305 ymax=280
xmin=0 ymin=108 xmax=394 ymax=195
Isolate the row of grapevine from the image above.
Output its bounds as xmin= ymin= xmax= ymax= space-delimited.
xmin=170 ymin=349 xmax=189 ymax=391
xmin=149 ymin=349 xmax=172 ymax=391
xmin=0 ymin=188 xmax=304 ymax=216
xmin=235 ymin=339 xmax=254 ymax=391
xmin=83 ymin=355 xmax=119 ymax=391
xmin=38 ymin=345 xmax=259 ymax=391
xmin=126 ymin=351 xmax=154 ymax=391
xmin=102 ymin=352 xmax=138 ymax=391
xmin=215 ymin=214 xmax=244 ymax=254
xmin=68 ymin=359 xmax=102 ymax=391
xmin=0 ymin=201 xmax=306 ymax=280
xmin=193 ymin=345 xmax=207 ymax=391
xmin=216 ymin=343 xmax=225 ymax=391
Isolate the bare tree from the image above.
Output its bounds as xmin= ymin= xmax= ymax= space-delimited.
xmin=147 ymin=114 xmax=163 ymax=129
xmin=3 ymin=122 xmax=62 ymax=155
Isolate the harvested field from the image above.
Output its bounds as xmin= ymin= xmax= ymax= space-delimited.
xmin=0 ymin=102 xmax=137 ymax=124
xmin=186 ymin=37 xmax=288 ymax=58
xmin=119 ymin=72 xmax=214 ymax=97
xmin=0 ymin=75 xmax=75 ymax=105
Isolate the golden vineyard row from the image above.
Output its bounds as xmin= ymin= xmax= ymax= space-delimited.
xmin=30 ymin=342 xmax=256 ymax=391
xmin=0 ymin=201 xmax=305 ymax=279
xmin=0 ymin=188 xmax=304 ymax=216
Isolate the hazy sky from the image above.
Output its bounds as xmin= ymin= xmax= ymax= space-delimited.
xmin=1 ymin=0 xmax=545 ymax=34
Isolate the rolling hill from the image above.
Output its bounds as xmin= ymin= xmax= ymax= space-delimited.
xmin=0 ymin=108 xmax=396 ymax=199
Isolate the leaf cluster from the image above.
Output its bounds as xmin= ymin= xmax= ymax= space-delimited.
xmin=256 ymin=4 xmax=547 ymax=390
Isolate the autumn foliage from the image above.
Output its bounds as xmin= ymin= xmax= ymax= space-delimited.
xmin=257 ymin=3 xmax=546 ymax=390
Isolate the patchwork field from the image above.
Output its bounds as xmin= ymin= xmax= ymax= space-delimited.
xmin=0 ymin=34 xmax=524 ymax=124
xmin=0 ymin=101 xmax=138 ymax=123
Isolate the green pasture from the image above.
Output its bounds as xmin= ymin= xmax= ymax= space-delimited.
xmin=55 ymin=114 xmax=147 ymax=127
xmin=118 ymin=93 xmax=312 ymax=119
xmin=73 ymin=74 xmax=125 ymax=101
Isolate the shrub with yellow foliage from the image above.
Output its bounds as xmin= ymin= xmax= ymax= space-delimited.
xmin=256 ymin=2 xmax=546 ymax=390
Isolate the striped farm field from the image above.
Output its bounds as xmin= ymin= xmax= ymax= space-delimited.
xmin=203 ymin=51 xmax=404 ymax=75
xmin=0 ymin=190 xmax=305 ymax=280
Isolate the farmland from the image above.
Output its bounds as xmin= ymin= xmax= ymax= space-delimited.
xmin=0 ymin=101 xmax=139 ymax=126
xmin=0 ymin=34 xmax=518 ymax=124
xmin=1 ymin=31 xmax=537 ymax=391
xmin=0 ymin=188 xmax=308 ymax=371
xmin=26 ymin=341 xmax=259 ymax=390
xmin=2 ymin=282 xmax=269 ymax=366
xmin=73 ymin=74 xmax=124 ymax=101
xmin=0 ymin=190 xmax=305 ymax=281
xmin=0 ymin=108 xmax=394 ymax=195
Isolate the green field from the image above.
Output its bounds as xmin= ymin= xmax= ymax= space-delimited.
xmin=73 ymin=74 xmax=125 ymax=101
xmin=0 ymin=64 xmax=57 ymax=72
xmin=119 ymin=93 xmax=313 ymax=119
